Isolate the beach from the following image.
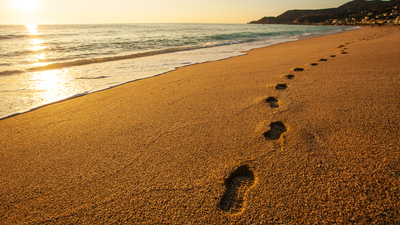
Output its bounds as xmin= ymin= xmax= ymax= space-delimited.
xmin=1 ymin=26 xmax=399 ymax=223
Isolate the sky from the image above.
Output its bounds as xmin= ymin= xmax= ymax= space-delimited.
xmin=0 ymin=0 xmax=351 ymax=25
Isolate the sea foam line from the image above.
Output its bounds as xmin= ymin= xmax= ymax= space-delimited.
xmin=0 ymin=40 xmax=254 ymax=77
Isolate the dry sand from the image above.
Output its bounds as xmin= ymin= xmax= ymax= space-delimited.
xmin=1 ymin=26 xmax=400 ymax=224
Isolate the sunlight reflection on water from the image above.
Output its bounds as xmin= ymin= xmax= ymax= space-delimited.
xmin=26 ymin=24 xmax=38 ymax=35
xmin=24 ymin=24 xmax=71 ymax=105
xmin=29 ymin=39 xmax=46 ymax=52
xmin=29 ymin=69 xmax=72 ymax=105
xmin=26 ymin=25 xmax=48 ymax=64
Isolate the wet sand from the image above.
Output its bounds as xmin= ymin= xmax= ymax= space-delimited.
xmin=1 ymin=27 xmax=400 ymax=224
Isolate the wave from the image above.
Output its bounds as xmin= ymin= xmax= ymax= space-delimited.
xmin=75 ymin=76 xmax=109 ymax=80
xmin=0 ymin=91 xmax=90 ymax=121
xmin=0 ymin=40 xmax=254 ymax=76
xmin=0 ymin=33 xmax=71 ymax=41
xmin=0 ymin=63 xmax=13 ymax=66
xmin=210 ymin=31 xmax=279 ymax=41
xmin=0 ymin=34 xmax=39 ymax=40
xmin=0 ymin=70 xmax=27 ymax=76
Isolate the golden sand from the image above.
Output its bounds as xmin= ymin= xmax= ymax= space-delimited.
xmin=1 ymin=27 xmax=399 ymax=224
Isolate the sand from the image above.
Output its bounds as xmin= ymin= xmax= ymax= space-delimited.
xmin=1 ymin=26 xmax=400 ymax=224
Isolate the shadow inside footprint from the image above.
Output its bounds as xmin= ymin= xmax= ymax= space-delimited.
xmin=293 ymin=68 xmax=304 ymax=72
xmin=263 ymin=121 xmax=287 ymax=140
xmin=342 ymin=52 xmax=348 ymax=54
xmin=286 ymin=75 xmax=295 ymax=79
xmin=331 ymin=55 xmax=336 ymax=57
xmin=319 ymin=59 xmax=328 ymax=61
xmin=219 ymin=165 xmax=255 ymax=214
xmin=265 ymin=97 xmax=279 ymax=108
xmin=275 ymin=84 xmax=288 ymax=90
xmin=311 ymin=63 xmax=318 ymax=66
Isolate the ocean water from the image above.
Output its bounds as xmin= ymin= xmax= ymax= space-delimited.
xmin=0 ymin=23 xmax=358 ymax=119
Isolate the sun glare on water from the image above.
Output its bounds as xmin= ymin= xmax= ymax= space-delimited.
xmin=26 ymin=24 xmax=38 ymax=35
xmin=31 ymin=70 xmax=72 ymax=105
xmin=25 ymin=24 xmax=48 ymax=61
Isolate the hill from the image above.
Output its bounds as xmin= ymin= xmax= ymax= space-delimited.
xmin=249 ymin=0 xmax=400 ymax=25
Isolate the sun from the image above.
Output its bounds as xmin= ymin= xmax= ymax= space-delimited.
xmin=12 ymin=0 xmax=39 ymax=13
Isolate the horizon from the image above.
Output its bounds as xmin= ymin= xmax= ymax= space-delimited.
xmin=0 ymin=0 xmax=351 ymax=25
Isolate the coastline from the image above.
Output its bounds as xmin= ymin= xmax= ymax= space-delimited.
xmin=1 ymin=27 xmax=399 ymax=223
xmin=0 ymin=24 xmax=357 ymax=120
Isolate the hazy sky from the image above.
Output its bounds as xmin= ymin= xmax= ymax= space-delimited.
xmin=0 ymin=0 xmax=351 ymax=25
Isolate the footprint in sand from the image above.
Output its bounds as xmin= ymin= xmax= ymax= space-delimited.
xmin=331 ymin=55 xmax=336 ymax=58
xmin=292 ymin=68 xmax=305 ymax=72
xmin=265 ymin=97 xmax=279 ymax=108
xmin=341 ymin=52 xmax=348 ymax=54
xmin=286 ymin=75 xmax=295 ymax=79
xmin=275 ymin=84 xmax=288 ymax=90
xmin=263 ymin=121 xmax=287 ymax=140
xmin=219 ymin=165 xmax=255 ymax=214
xmin=319 ymin=59 xmax=328 ymax=62
xmin=311 ymin=63 xmax=318 ymax=66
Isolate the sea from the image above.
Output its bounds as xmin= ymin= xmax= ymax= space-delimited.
xmin=0 ymin=23 xmax=359 ymax=119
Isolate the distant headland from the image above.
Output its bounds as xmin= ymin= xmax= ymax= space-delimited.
xmin=249 ymin=0 xmax=400 ymax=26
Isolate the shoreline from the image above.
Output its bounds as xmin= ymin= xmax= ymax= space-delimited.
xmin=1 ymin=27 xmax=399 ymax=224
xmin=0 ymin=25 xmax=358 ymax=121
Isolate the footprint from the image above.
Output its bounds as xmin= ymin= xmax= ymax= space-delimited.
xmin=219 ymin=165 xmax=255 ymax=214
xmin=337 ymin=44 xmax=345 ymax=48
xmin=342 ymin=52 xmax=348 ymax=54
xmin=311 ymin=63 xmax=318 ymax=66
xmin=330 ymin=55 xmax=336 ymax=57
xmin=265 ymin=97 xmax=279 ymax=108
xmin=263 ymin=121 xmax=287 ymax=140
xmin=319 ymin=59 xmax=328 ymax=62
xmin=275 ymin=84 xmax=288 ymax=90
xmin=286 ymin=75 xmax=295 ymax=79
xmin=292 ymin=68 xmax=305 ymax=72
